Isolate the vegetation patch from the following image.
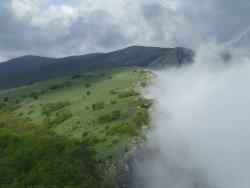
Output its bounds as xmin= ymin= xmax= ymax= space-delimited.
xmin=42 ymin=101 xmax=70 ymax=116
xmin=118 ymin=89 xmax=139 ymax=98
xmin=132 ymin=109 xmax=150 ymax=127
xmin=107 ymin=123 xmax=138 ymax=136
xmin=0 ymin=113 xmax=107 ymax=188
xmin=0 ymin=68 xmax=152 ymax=172
xmin=43 ymin=110 xmax=72 ymax=128
xmin=98 ymin=110 xmax=121 ymax=124
xmin=92 ymin=102 xmax=105 ymax=110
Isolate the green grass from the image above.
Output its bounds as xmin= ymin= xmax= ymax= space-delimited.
xmin=0 ymin=67 xmax=152 ymax=163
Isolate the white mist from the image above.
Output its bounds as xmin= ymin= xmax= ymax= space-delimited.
xmin=138 ymin=43 xmax=250 ymax=188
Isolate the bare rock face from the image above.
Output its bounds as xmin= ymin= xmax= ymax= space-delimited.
xmin=102 ymin=135 xmax=215 ymax=188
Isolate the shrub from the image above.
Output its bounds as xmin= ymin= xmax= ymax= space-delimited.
xmin=85 ymin=83 xmax=91 ymax=88
xmin=29 ymin=92 xmax=38 ymax=100
xmin=92 ymin=102 xmax=104 ymax=110
xmin=26 ymin=81 xmax=34 ymax=85
xmin=0 ymin=103 xmax=5 ymax=110
xmin=109 ymin=90 xmax=118 ymax=95
xmin=112 ymin=138 xmax=119 ymax=144
xmin=49 ymin=84 xmax=62 ymax=90
xmin=27 ymin=110 xmax=34 ymax=115
xmin=4 ymin=97 xmax=9 ymax=102
xmin=107 ymin=123 xmax=138 ymax=136
xmin=132 ymin=110 xmax=150 ymax=127
xmin=70 ymin=74 xmax=81 ymax=79
xmin=43 ymin=110 xmax=72 ymax=128
xmin=49 ymin=82 xmax=71 ymax=90
xmin=86 ymin=91 xmax=91 ymax=95
xmin=110 ymin=100 xmax=117 ymax=105
xmin=140 ymin=99 xmax=153 ymax=109
xmin=82 ymin=131 xmax=89 ymax=137
xmin=83 ymin=134 xmax=100 ymax=146
xmin=118 ymin=89 xmax=139 ymax=98
xmin=98 ymin=110 xmax=121 ymax=123
xmin=140 ymin=81 xmax=147 ymax=87
xmin=42 ymin=101 xmax=69 ymax=116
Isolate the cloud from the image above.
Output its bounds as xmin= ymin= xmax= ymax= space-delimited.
xmin=0 ymin=0 xmax=250 ymax=61
xmin=137 ymin=43 xmax=250 ymax=188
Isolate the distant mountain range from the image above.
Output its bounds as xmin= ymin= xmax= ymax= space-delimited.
xmin=0 ymin=46 xmax=194 ymax=89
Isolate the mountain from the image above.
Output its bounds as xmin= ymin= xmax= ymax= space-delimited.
xmin=0 ymin=46 xmax=194 ymax=89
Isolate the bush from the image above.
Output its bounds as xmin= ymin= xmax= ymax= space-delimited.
xmin=3 ymin=97 xmax=9 ymax=102
xmin=83 ymin=134 xmax=100 ymax=146
xmin=29 ymin=92 xmax=39 ymax=100
xmin=132 ymin=109 xmax=150 ymax=127
xmin=41 ymin=101 xmax=69 ymax=116
xmin=92 ymin=102 xmax=104 ymax=110
xmin=44 ymin=110 xmax=72 ymax=128
xmin=107 ymin=123 xmax=138 ymax=136
xmin=109 ymin=90 xmax=118 ymax=95
xmin=98 ymin=110 xmax=121 ymax=123
xmin=82 ymin=131 xmax=89 ymax=137
xmin=85 ymin=83 xmax=91 ymax=88
xmin=26 ymin=81 xmax=34 ymax=85
xmin=0 ymin=103 xmax=5 ymax=110
xmin=140 ymin=81 xmax=147 ymax=87
xmin=85 ymin=105 xmax=90 ymax=110
xmin=49 ymin=82 xmax=71 ymax=90
xmin=110 ymin=100 xmax=117 ymax=105
xmin=86 ymin=91 xmax=91 ymax=95
xmin=118 ymin=89 xmax=139 ymax=98
xmin=70 ymin=74 xmax=81 ymax=79
xmin=140 ymin=99 xmax=153 ymax=109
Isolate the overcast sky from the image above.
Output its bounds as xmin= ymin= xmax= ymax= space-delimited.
xmin=1 ymin=0 xmax=250 ymax=61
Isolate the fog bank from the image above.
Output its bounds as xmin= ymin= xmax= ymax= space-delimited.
xmin=137 ymin=43 xmax=250 ymax=188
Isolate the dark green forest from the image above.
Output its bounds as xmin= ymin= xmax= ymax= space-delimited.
xmin=0 ymin=113 xmax=110 ymax=188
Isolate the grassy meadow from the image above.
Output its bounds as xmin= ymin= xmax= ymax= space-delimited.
xmin=0 ymin=67 xmax=152 ymax=164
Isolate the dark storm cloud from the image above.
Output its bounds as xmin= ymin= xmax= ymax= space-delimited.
xmin=142 ymin=3 xmax=169 ymax=41
xmin=180 ymin=0 xmax=250 ymax=42
xmin=0 ymin=1 xmax=131 ymax=60
xmin=1 ymin=0 xmax=250 ymax=61
xmin=0 ymin=3 xmax=31 ymax=51
xmin=67 ymin=10 xmax=128 ymax=48
xmin=139 ymin=0 xmax=250 ymax=47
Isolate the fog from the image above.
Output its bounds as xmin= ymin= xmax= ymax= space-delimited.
xmin=137 ymin=42 xmax=250 ymax=188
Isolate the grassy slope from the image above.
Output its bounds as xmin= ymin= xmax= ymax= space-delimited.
xmin=0 ymin=68 xmax=152 ymax=163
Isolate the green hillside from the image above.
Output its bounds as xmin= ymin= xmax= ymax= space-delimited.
xmin=0 ymin=67 xmax=152 ymax=187
xmin=0 ymin=113 xmax=106 ymax=188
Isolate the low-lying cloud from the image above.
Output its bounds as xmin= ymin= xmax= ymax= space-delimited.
xmin=137 ymin=42 xmax=250 ymax=188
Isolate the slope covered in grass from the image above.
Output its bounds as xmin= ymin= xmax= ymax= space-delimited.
xmin=0 ymin=68 xmax=152 ymax=166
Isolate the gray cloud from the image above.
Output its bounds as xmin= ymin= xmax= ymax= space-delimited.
xmin=0 ymin=0 xmax=250 ymax=61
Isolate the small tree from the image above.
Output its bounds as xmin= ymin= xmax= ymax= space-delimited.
xmin=86 ymin=91 xmax=91 ymax=95
xmin=92 ymin=102 xmax=104 ymax=110
xmin=85 ymin=84 xmax=91 ymax=88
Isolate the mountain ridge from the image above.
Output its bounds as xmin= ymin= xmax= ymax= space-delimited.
xmin=0 ymin=46 xmax=194 ymax=89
